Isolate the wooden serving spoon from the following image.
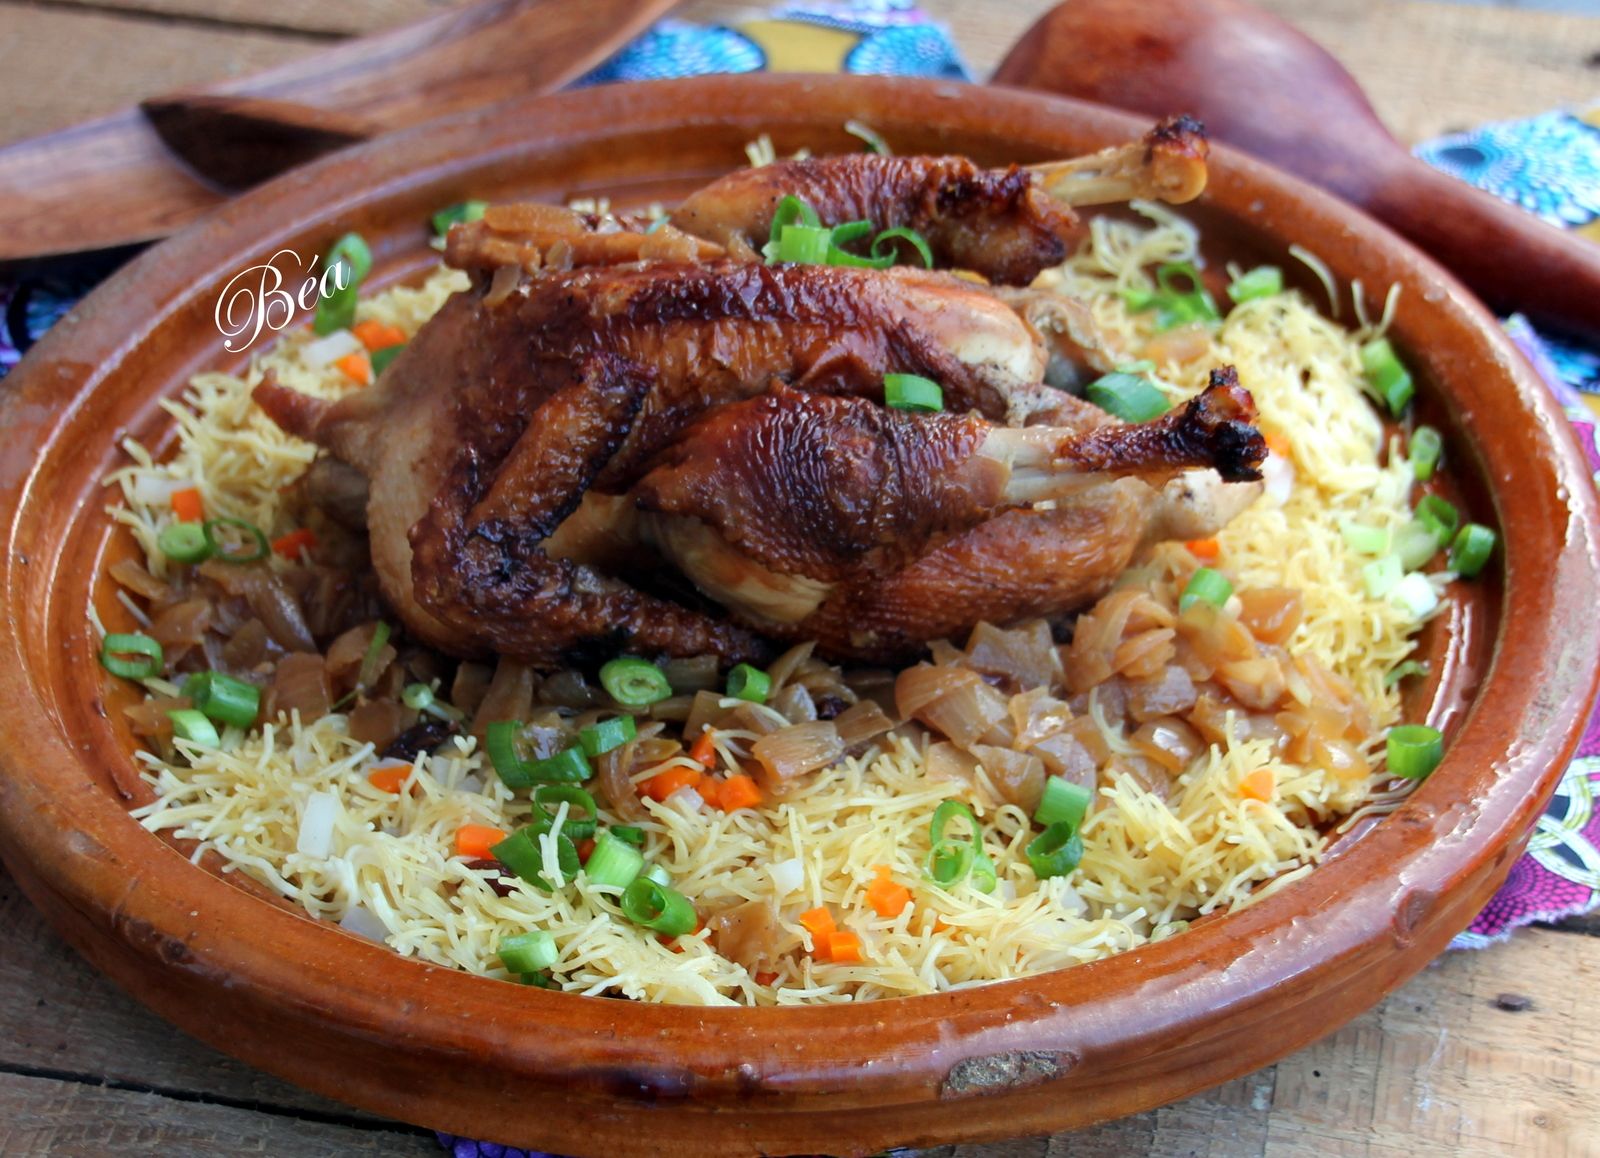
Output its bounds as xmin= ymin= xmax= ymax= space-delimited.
xmin=995 ymin=0 xmax=1600 ymax=339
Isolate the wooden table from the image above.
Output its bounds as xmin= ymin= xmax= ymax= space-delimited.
xmin=2 ymin=1 xmax=1598 ymax=1154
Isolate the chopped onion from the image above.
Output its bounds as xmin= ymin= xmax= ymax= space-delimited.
xmin=751 ymin=721 xmax=844 ymax=790
xmin=301 ymin=328 xmax=362 ymax=368
xmin=129 ymin=474 xmax=197 ymax=507
xmin=768 ymin=857 xmax=805 ymax=895
xmin=296 ymin=791 xmax=338 ymax=858
xmin=1390 ymin=571 xmax=1439 ymax=619
xmin=1259 ymin=452 xmax=1294 ymax=507
xmin=666 ymin=786 xmax=704 ymax=813
xmin=457 ymin=774 xmax=484 ymax=795
xmin=338 ymin=902 xmax=388 ymax=942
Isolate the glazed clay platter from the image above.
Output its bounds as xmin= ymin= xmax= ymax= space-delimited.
xmin=0 ymin=76 xmax=1596 ymax=1156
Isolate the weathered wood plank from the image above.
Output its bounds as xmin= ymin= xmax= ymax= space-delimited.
xmin=0 ymin=1070 xmax=435 ymax=1157
xmin=0 ymin=868 xmax=399 ymax=1124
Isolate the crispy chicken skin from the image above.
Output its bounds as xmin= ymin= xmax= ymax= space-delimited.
xmin=253 ymin=130 xmax=1260 ymax=666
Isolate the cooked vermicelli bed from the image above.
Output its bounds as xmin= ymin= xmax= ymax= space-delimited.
xmin=100 ymin=172 xmax=1483 ymax=1005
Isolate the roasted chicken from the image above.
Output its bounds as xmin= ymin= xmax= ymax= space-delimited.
xmin=256 ymin=125 xmax=1266 ymax=666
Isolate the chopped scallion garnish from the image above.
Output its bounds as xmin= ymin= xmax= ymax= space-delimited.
xmin=620 ymin=877 xmax=697 ymax=936
xmin=774 ymin=223 xmax=834 ymax=264
xmin=924 ymin=800 xmax=983 ymax=889
xmin=1025 ymin=821 xmax=1083 ymax=880
xmin=167 ymin=708 xmax=220 ymax=748
xmin=534 ymin=784 xmax=598 ymax=840
xmin=1384 ymin=660 xmax=1431 ymax=688
xmin=1409 ymin=426 xmax=1443 ymax=481
xmin=401 ymin=681 xmax=463 ymax=721
xmin=355 ymin=622 xmax=391 ymax=692
xmin=431 ymin=200 xmax=488 ymax=238
xmin=1362 ymin=554 xmax=1404 ymax=599
xmin=370 ymin=343 xmax=406 ymax=375
xmin=491 ymin=827 xmax=578 ymax=892
xmin=1394 ymin=519 xmax=1444 ymax=571
xmin=611 ymin=825 xmax=646 ymax=846
xmin=870 ymin=226 xmax=933 ymax=269
xmin=1415 ymin=494 xmax=1460 ymax=544
xmin=599 ymin=657 xmax=672 ymax=706
xmin=1178 ymin=567 xmax=1233 ymax=612
xmin=99 ymin=632 xmax=163 ymax=680
xmin=1085 ymin=372 xmax=1170 ymax=423
xmin=313 ymin=233 xmax=373 ymax=336
xmin=883 ymin=372 xmax=943 ymax=413
xmin=584 ymin=830 xmax=645 ymax=889
xmin=579 ymin=715 xmax=637 ymax=758
xmin=1340 ymin=522 xmax=1391 ymax=557
xmin=1449 ymin=523 xmax=1497 ymax=579
xmin=201 ymin=517 xmax=269 ymax=564
xmin=1227 ymin=265 xmax=1283 ymax=304
xmin=498 ymin=929 xmax=558 ymax=974
xmin=1359 ymin=337 xmax=1415 ymax=415
xmin=726 ymin=662 xmax=771 ymax=704
xmin=1387 ymin=723 xmax=1444 ymax=780
xmin=182 ymin=671 xmax=260 ymax=730
xmin=158 ymin=521 xmax=212 ymax=564
xmin=1033 ymin=777 xmax=1092 ymax=830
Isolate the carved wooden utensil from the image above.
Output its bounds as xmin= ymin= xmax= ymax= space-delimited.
xmin=0 ymin=0 xmax=676 ymax=261
xmin=994 ymin=0 xmax=1600 ymax=339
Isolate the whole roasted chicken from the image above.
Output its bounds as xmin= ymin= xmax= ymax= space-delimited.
xmin=256 ymin=120 xmax=1266 ymax=665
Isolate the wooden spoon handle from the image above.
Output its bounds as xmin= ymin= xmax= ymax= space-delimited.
xmin=1363 ymin=152 xmax=1600 ymax=336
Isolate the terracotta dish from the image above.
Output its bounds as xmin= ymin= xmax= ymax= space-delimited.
xmin=0 ymin=77 xmax=1595 ymax=1155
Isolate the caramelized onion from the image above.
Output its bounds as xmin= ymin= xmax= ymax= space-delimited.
xmin=926 ymin=741 xmax=979 ymax=786
xmin=124 ymin=693 xmax=190 ymax=741
xmin=109 ymin=558 xmax=172 ymax=601
xmin=200 ymin=562 xmax=317 ymax=653
xmin=1126 ymin=666 xmax=1198 ymax=722
xmin=751 ymin=721 xmax=843 ymax=792
xmin=662 ymin=655 xmax=719 ymax=694
xmin=765 ymin=642 xmax=816 ymax=691
xmin=770 ymin=682 xmax=818 ymax=725
xmin=964 ymin=620 xmax=1058 ymax=692
xmin=833 ymin=699 xmax=894 ymax=749
xmin=268 ymin=652 xmax=332 ymax=723
xmin=1237 ymin=587 xmax=1304 ymax=646
xmin=1131 ymin=717 xmax=1204 ymax=773
xmin=971 ymin=743 xmax=1046 ymax=812
xmin=325 ymin=622 xmax=391 ymax=691
xmin=705 ymin=898 xmax=782 ymax=970
xmin=450 ymin=662 xmax=494 ymax=718
xmin=471 ymin=658 xmax=535 ymax=736
xmin=348 ymin=699 xmax=414 ymax=749
xmin=1113 ymin=628 xmax=1176 ymax=680
xmin=895 ymin=664 xmax=1010 ymax=749
xmin=149 ymin=597 xmax=212 ymax=650
xmin=220 ymin=618 xmax=271 ymax=672
xmin=597 ymin=746 xmax=648 ymax=822
xmin=1216 ymin=657 xmax=1287 ymax=712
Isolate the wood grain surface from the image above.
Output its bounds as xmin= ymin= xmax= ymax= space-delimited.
xmin=0 ymin=1 xmax=1597 ymax=1155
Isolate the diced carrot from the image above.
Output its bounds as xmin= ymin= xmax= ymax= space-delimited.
xmin=697 ymin=777 xmax=723 ymax=810
xmin=1264 ymin=430 xmax=1292 ymax=459
xmin=798 ymin=906 xmax=837 ymax=941
xmin=714 ymin=774 xmax=763 ymax=812
xmin=659 ymin=917 xmax=703 ymax=951
xmin=576 ymin=837 xmax=596 ymax=864
xmin=454 ymin=824 xmax=506 ymax=859
xmin=688 ymin=728 xmax=717 ymax=767
xmin=170 ymin=487 xmax=204 ymax=523
xmin=368 ymin=762 xmax=411 ymax=794
xmin=335 ymin=352 xmax=372 ymax=385
xmin=931 ymin=918 xmax=952 ymax=934
xmin=865 ymin=867 xmax=912 ymax=918
xmin=754 ymin=970 xmax=780 ymax=987
xmin=823 ymin=930 xmax=863 ymax=964
xmin=641 ymin=765 xmax=704 ymax=802
xmin=1239 ymin=768 xmax=1277 ymax=802
xmin=1184 ymin=537 xmax=1220 ymax=561
xmin=272 ymin=527 xmax=318 ymax=561
xmin=351 ymin=320 xmax=407 ymax=352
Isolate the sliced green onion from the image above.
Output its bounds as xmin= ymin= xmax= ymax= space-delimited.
xmin=769 ymin=195 xmax=821 ymax=239
xmin=1394 ymin=519 xmax=1444 ymax=571
xmin=969 ymin=851 xmax=998 ymax=894
xmin=1085 ymin=372 xmax=1170 ymax=423
xmin=1026 ymin=821 xmax=1083 ymax=880
xmin=1227 ymin=265 xmax=1283 ymax=304
xmin=620 ymin=877 xmax=697 ymax=936
xmin=1390 ymin=572 xmax=1439 ymax=619
xmin=599 ymin=657 xmax=672 ymax=706
xmin=844 ymin=120 xmax=889 ymax=154
xmin=584 ymin=830 xmax=645 ymax=889
xmin=1449 ymin=523 xmax=1496 ymax=579
xmin=534 ymin=784 xmax=598 ymax=840
xmin=1340 ymin=522 xmax=1391 ymax=557
xmin=326 ymin=232 xmax=373 ymax=283
xmin=925 ymin=800 xmax=983 ymax=889
xmin=491 ymin=827 xmax=579 ymax=892
xmin=100 ymin=632 xmax=163 ymax=680
xmin=774 ymin=223 xmax=835 ymax=264
xmin=1387 ymin=723 xmax=1444 ymax=780
xmin=611 ymin=825 xmax=646 ymax=846
xmin=1034 ymin=777 xmax=1092 ymax=830
xmin=167 ymin=708 xmax=220 ymax=748
xmin=579 ymin=715 xmax=637 ymax=758
xmin=725 ymin=663 xmax=771 ymax=704
xmin=519 ymin=970 xmax=555 ymax=988
xmin=182 ymin=671 xmax=260 ymax=729
xmin=1179 ymin=567 xmax=1233 ymax=612
xmin=531 ymin=746 xmax=592 ymax=784
xmin=1359 ymin=337 xmax=1415 ymax=415
xmin=314 ymin=284 xmax=358 ymax=335
xmin=1415 ymin=495 xmax=1460 ymax=544
xmin=1362 ymin=554 xmax=1403 ymax=599
xmin=431 ymin=200 xmax=489 ymax=237
xmin=1384 ymin=660 xmax=1431 ymax=689
xmin=883 ymin=372 xmax=943 ymax=413
xmin=370 ymin=343 xmax=406 ymax=375
xmin=870 ymin=226 xmax=934 ymax=269
xmin=931 ymin=799 xmax=980 ymax=845
xmin=400 ymin=681 xmax=462 ymax=721
xmin=498 ymin=929 xmax=558 ymax=974
xmin=356 ymin=621 xmax=391 ymax=692
xmin=158 ymin=521 xmax=212 ymax=564
xmin=643 ymin=863 xmax=672 ymax=888
xmin=828 ymin=220 xmax=874 ymax=246
xmin=1409 ymin=426 xmax=1443 ymax=481
xmin=486 ymin=720 xmax=532 ymax=789
xmin=1155 ymin=262 xmax=1222 ymax=324
xmin=201 ymin=517 xmax=269 ymax=564
xmin=1121 ymin=287 xmax=1159 ymax=312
